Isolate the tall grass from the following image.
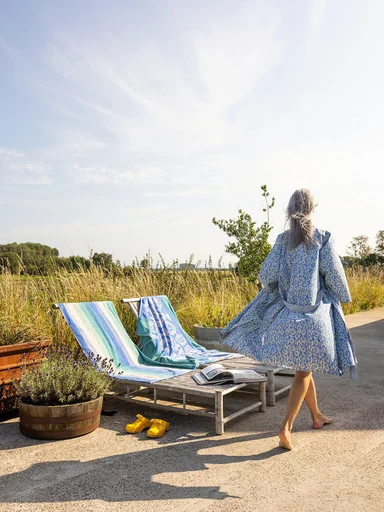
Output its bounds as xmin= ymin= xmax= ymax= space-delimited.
xmin=0 ymin=265 xmax=257 ymax=347
xmin=0 ymin=264 xmax=383 ymax=346
xmin=343 ymin=265 xmax=384 ymax=314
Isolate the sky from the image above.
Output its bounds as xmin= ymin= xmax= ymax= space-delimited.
xmin=1 ymin=0 xmax=383 ymax=266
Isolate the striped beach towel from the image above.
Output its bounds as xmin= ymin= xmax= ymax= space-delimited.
xmin=58 ymin=301 xmax=190 ymax=383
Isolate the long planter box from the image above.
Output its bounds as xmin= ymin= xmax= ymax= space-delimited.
xmin=0 ymin=339 xmax=51 ymax=414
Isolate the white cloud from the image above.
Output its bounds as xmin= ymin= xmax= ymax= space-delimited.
xmin=71 ymin=164 xmax=134 ymax=184
xmin=0 ymin=147 xmax=52 ymax=184
xmin=71 ymin=163 xmax=169 ymax=185
xmin=142 ymin=188 xmax=218 ymax=198
xmin=135 ymin=165 xmax=169 ymax=185
xmin=57 ymin=131 xmax=107 ymax=151
xmin=46 ymin=43 xmax=77 ymax=79
xmin=0 ymin=147 xmax=24 ymax=159
xmin=10 ymin=4 xmax=283 ymax=175
xmin=194 ymin=16 xmax=282 ymax=113
xmin=309 ymin=0 xmax=327 ymax=36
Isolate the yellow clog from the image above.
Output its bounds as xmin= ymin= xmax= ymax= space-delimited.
xmin=147 ymin=418 xmax=170 ymax=438
xmin=125 ymin=414 xmax=152 ymax=434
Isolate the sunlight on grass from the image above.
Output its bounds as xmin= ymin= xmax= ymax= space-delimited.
xmin=0 ymin=264 xmax=383 ymax=345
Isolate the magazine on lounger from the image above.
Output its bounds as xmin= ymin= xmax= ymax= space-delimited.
xmin=192 ymin=363 xmax=264 ymax=385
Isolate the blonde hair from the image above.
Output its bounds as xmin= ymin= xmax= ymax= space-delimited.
xmin=285 ymin=189 xmax=318 ymax=251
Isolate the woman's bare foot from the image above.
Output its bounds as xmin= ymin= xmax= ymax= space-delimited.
xmin=278 ymin=429 xmax=293 ymax=450
xmin=312 ymin=413 xmax=333 ymax=429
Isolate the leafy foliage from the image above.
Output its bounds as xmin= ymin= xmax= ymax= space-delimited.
xmin=0 ymin=243 xmax=59 ymax=275
xmin=92 ymin=252 xmax=113 ymax=269
xmin=347 ymin=235 xmax=372 ymax=259
xmin=376 ymin=230 xmax=384 ymax=257
xmin=212 ymin=185 xmax=275 ymax=285
xmin=0 ymin=243 xmax=120 ymax=276
xmin=344 ymin=231 xmax=384 ymax=267
xmin=14 ymin=346 xmax=120 ymax=406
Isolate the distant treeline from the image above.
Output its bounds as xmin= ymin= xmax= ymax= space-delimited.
xmin=0 ymin=243 xmax=217 ymax=275
xmin=342 ymin=231 xmax=384 ymax=267
xmin=0 ymin=243 xmax=119 ymax=275
xmin=0 ymin=233 xmax=383 ymax=276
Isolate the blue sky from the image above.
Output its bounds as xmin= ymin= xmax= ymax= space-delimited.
xmin=1 ymin=0 xmax=383 ymax=265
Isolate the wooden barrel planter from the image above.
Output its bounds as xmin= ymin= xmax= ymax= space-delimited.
xmin=0 ymin=339 xmax=51 ymax=414
xmin=19 ymin=396 xmax=103 ymax=440
xmin=193 ymin=324 xmax=237 ymax=353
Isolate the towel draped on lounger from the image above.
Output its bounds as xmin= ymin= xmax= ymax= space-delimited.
xmin=58 ymin=301 xmax=190 ymax=383
xmin=136 ymin=295 xmax=241 ymax=369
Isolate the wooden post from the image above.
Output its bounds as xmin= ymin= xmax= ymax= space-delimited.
xmin=259 ymin=381 xmax=266 ymax=412
xmin=267 ymin=370 xmax=276 ymax=406
xmin=215 ymin=390 xmax=224 ymax=435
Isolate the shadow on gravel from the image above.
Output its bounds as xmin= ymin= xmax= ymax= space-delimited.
xmin=0 ymin=315 xmax=383 ymax=505
xmin=0 ymin=431 xmax=281 ymax=504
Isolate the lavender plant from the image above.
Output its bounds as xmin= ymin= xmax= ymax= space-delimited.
xmin=14 ymin=346 xmax=121 ymax=406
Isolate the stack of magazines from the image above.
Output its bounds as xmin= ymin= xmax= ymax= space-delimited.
xmin=192 ymin=363 xmax=264 ymax=385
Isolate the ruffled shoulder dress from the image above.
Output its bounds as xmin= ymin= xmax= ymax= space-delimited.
xmin=220 ymin=227 xmax=357 ymax=379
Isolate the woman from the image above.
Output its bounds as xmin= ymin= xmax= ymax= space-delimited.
xmin=221 ymin=188 xmax=357 ymax=450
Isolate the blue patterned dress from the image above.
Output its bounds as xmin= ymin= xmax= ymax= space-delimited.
xmin=221 ymin=227 xmax=357 ymax=379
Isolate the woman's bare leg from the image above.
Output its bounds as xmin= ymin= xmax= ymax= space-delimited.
xmin=304 ymin=376 xmax=333 ymax=429
xmin=278 ymin=370 xmax=312 ymax=450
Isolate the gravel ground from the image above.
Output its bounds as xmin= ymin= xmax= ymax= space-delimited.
xmin=1 ymin=307 xmax=383 ymax=512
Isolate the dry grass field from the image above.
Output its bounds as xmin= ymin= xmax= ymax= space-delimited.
xmin=0 ymin=265 xmax=383 ymax=347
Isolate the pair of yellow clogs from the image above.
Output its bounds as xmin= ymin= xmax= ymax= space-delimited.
xmin=125 ymin=414 xmax=170 ymax=438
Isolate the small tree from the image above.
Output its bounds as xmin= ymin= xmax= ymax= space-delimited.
xmin=347 ymin=235 xmax=372 ymax=259
xmin=140 ymin=257 xmax=151 ymax=270
xmin=212 ymin=185 xmax=275 ymax=286
xmin=375 ymin=230 xmax=384 ymax=257
xmin=92 ymin=252 xmax=113 ymax=268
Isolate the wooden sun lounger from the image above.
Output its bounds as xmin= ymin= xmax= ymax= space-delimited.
xmin=53 ymin=302 xmax=267 ymax=435
xmin=121 ymin=297 xmax=294 ymax=406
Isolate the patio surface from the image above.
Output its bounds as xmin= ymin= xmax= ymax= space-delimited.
xmin=0 ymin=307 xmax=383 ymax=512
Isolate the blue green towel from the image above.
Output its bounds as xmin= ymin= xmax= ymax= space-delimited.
xmin=136 ymin=295 xmax=241 ymax=369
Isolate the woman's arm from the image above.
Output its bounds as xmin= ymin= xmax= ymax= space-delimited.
xmin=319 ymin=233 xmax=352 ymax=303
xmin=258 ymin=233 xmax=283 ymax=293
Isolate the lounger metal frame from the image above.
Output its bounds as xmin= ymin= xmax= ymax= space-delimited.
xmin=121 ymin=297 xmax=294 ymax=406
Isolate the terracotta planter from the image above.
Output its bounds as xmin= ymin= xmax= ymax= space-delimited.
xmin=0 ymin=339 xmax=51 ymax=414
xmin=19 ymin=396 xmax=103 ymax=440
xmin=193 ymin=324 xmax=237 ymax=353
